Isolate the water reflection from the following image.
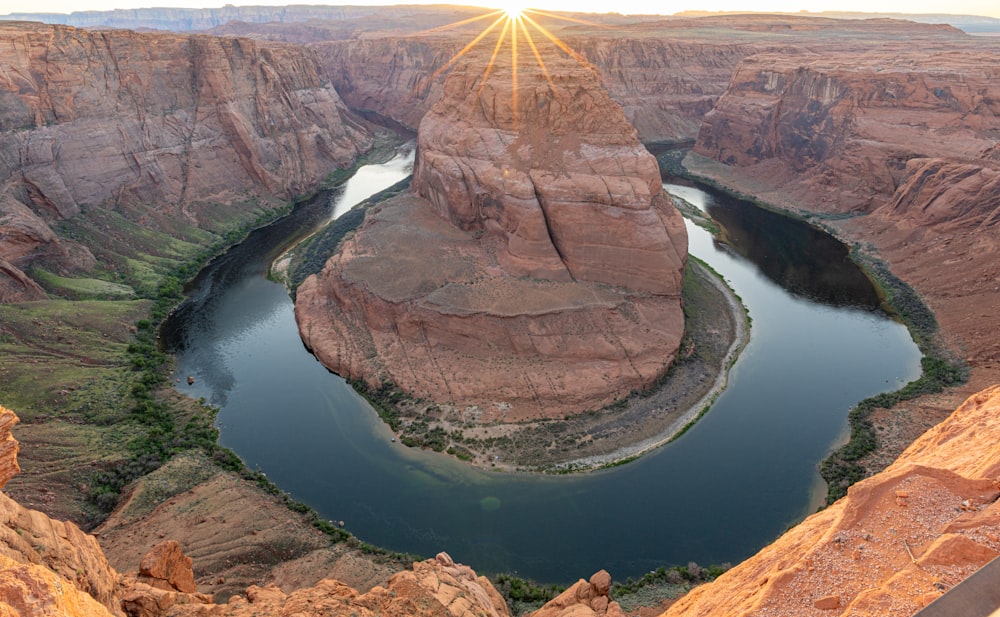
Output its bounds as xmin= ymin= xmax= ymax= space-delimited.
xmin=667 ymin=183 xmax=881 ymax=309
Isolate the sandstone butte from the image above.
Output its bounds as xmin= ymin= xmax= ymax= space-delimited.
xmin=8 ymin=384 xmax=1000 ymax=616
xmin=295 ymin=47 xmax=687 ymax=421
xmin=0 ymin=21 xmax=371 ymax=302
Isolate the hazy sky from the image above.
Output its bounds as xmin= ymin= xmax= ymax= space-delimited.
xmin=4 ymin=0 xmax=999 ymax=19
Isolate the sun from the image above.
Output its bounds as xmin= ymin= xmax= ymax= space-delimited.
xmin=422 ymin=4 xmax=601 ymax=128
xmin=502 ymin=2 xmax=527 ymax=20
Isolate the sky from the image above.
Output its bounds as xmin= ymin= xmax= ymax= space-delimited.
xmin=3 ymin=0 xmax=999 ymax=19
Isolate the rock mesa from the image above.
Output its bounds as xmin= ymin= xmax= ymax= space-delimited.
xmin=296 ymin=50 xmax=686 ymax=420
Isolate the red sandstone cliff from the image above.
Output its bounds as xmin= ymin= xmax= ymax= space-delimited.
xmin=687 ymin=42 xmax=1000 ymax=441
xmin=303 ymin=14 xmax=970 ymax=147
xmin=693 ymin=48 xmax=1000 ymax=216
xmin=0 ymin=21 xmax=372 ymax=301
xmin=296 ymin=45 xmax=687 ymax=421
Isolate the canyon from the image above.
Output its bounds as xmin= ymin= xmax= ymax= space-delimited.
xmin=7 ymin=385 xmax=1000 ymax=616
xmin=0 ymin=7 xmax=999 ymax=617
xmin=684 ymin=39 xmax=1000 ymax=479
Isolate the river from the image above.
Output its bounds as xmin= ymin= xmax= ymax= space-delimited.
xmin=161 ymin=147 xmax=921 ymax=584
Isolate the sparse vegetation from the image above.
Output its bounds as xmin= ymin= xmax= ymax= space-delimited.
xmin=611 ymin=562 xmax=730 ymax=613
xmin=492 ymin=574 xmax=566 ymax=615
xmin=819 ymin=252 xmax=967 ymax=502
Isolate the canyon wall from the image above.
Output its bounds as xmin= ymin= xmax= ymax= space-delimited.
xmin=296 ymin=49 xmax=687 ymax=421
xmin=688 ymin=43 xmax=1000 ymax=411
xmin=307 ymin=16 xmax=971 ymax=145
xmin=311 ymin=33 xmax=753 ymax=144
xmin=693 ymin=48 xmax=1000 ymax=216
xmin=0 ymin=21 xmax=371 ymax=301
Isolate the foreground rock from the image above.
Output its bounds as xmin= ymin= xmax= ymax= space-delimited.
xmin=662 ymin=385 xmax=1000 ymax=616
xmin=0 ymin=21 xmax=371 ymax=300
xmin=532 ymin=570 xmax=624 ymax=617
xmin=1 ymin=406 xmax=123 ymax=616
xmin=296 ymin=46 xmax=686 ymax=420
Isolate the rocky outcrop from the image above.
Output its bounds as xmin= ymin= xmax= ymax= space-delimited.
xmin=662 ymin=385 xmax=1000 ymax=617
xmin=412 ymin=59 xmax=686 ymax=294
xmin=121 ymin=542 xmax=212 ymax=617
xmin=0 ymin=21 xmax=371 ymax=300
xmin=136 ymin=541 xmax=198 ymax=594
xmin=1 ymin=408 xmax=123 ymax=617
xmin=0 ymin=406 xmax=20 ymax=489
xmin=532 ymin=570 xmax=624 ymax=617
xmin=135 ymin=551 xmax=509 ymax=617
xmin=693 ymin=48 xmax=1000 ymax=215
xmin=296 ymin=48 xmax=687 ymax=420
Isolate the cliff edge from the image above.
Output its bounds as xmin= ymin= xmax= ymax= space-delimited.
xmin=662 ymin=385 xmax=1000 ymax=617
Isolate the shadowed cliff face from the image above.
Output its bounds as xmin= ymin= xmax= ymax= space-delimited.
xmin=296 ymin=50 xmax=687 ymax=421
xmin=0 ymin=22 xmax=372 ymax=301
xmin=687 ymin=44 xmax=1000 ymax=397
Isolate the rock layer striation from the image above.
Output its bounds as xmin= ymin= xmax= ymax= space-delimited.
xmin=687 ymin=43 xmax=1000 ymax=426
xmin=0 ymin=21 xmax=371 ymax=300
xmin=296 ymin=50 xmax=686 ymax=420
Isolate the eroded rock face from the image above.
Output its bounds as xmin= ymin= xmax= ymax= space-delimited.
xmin=531 ymin=570 xmax=624 ymax=617
xmin=124 ymin=551 xmax=509 ymax=617
xmin=413 ymin=61 xmax=686 ymax=294
xmin=693 ymin=49 xmax=1000 ymax=216
xmin=0 ymin=21 xmax=371 ymax=300
xmin=0 ymin=406 xmax=20 ymax=489
xmin=661 ymin=386 xmax=1000 ymax=617
xmin=137 ymin=541 xmax=198 ymax=594
xmin=305 ymin=14 xmax=971 ymax=146
xmin=0 ymin=408 xmax=123 ymax=616
xmin=297 ymin=50 xmax=686 ymax=420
